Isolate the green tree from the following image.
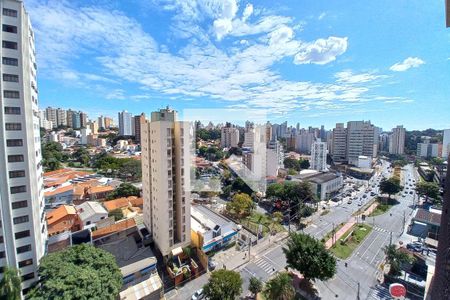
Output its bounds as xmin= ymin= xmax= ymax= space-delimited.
xmin=416 ymin=181 xmax=440 ymax=202
xmin=118 ymin=159 xmax=142 ymax=181
xmin=226 ymin=193 xmax=254 ymax=219
xmin=379 ymin=177 xmax=402 ymax=199
xmin=0 ymin=266 xmax=21 ymax=300
xmin=299 ymin=159 xmax=310 ymax=169
xmin=28 ymin=244 xmax=122 ymax=299
xmin=283 ymin=232 xmax=336 ymax=282
xmin=283 ymin=158 xmax=300 ymax=171
xmin=108 ymin=208 xmax=124 ymax=221
xmin=107 ymin=183 xmax=140 ymax=200
xmin=73 ymin=147 xmax=90 ymax=167
xmin=203 ymin=270 xmax=242 ymax=300
xmin=384 ymin=245 xmax=414 ymax=276
xmin=248 ymin=276 xmax=263 ymax=298
xmin=264 ymin=272 xmax=295 ymax=300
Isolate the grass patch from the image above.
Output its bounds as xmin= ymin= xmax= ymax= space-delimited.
xmin=369 ymin=198 xmax=399 ymax=217
xmin=329 ymin=224 xmax=372 ymax=259
xmin=321 ymin=222 xmax=346 ymax=243
xmin=242 ymin=212 xmax=285 ymax=236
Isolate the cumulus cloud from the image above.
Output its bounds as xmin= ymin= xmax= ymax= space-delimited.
xmin=294 ymin=36 xmax=348 ymax=65
xmin=242 ymin=3 xmax=253 ymax=22
xmin=389 ymin=57 xmax=425 ymax=72
xmin=335 ymin=70 xmax=388 ymax=84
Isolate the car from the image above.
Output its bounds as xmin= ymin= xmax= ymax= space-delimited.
xmin=406 ymin=242 xmax=423 ymax=252
xmin=370 ymin=192 xmax=376 ymax=196
xmin=358 ymin=202 xmax=362 ymax=206
xmin=362 ymin=194 xmax=367 ymax=198
xmin=410 ymin=191 xmax=413 ymax=194
xmin=236 ymin=224 xmax=243 ymax=231
xmin=208 ymin=260 xmax=216 ymax=271
xmin=192 ymin=289 xmax=204 ymax=300
xmin=347 ymin=200 xmax=352 ymax=204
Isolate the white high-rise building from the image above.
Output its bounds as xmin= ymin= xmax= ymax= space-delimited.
xmin=389 ymin=125 xmax=406 ymax=155
xmin=141 ymin=108 xmax=191 ymax=257
xmin=118 ymin=110 xmax=133 ymax=136
xmin=311 ymin=141 xmax=328 ymax=171
xmin=442 ymin=129 xmax=450 ymax=159
xmin=346 ymin=121 xmax=377 ymax=166
xmin=56 ymin=108 xmax=66 ymax=127
xmin=0 ymin=0 xmax=47 ymax=292
xmin=332 ymin=123 xmax=347 ymax=163
xmin=220 ymin=125 xmax=239 ymax=148
xmin=45 ymin=106 xmax=57 ymax=129
xmin=295 ymin=132 xmax=315 ymax=154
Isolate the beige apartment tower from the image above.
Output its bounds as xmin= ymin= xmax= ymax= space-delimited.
xmin=141 ymin=108 xmax=191 ymax=257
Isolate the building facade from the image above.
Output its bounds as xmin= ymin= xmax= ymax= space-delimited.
xmin=389 ymin=125 xmax=406 ymax=155
xmin=118 ymin=110 xmax=133 ymax=136
xmin=310 ymin=141 xmax=327 ymax=171
xmin=141 ymin=108 xmax=191 ymax=256
xmin=220 ymin=125 xmax=239 ymax=148
xmin=331 ymin=123 xmax=347 ymax=163
xmin=442 ymin=129 xmax=450 ymax=159
xmin=134 ymin=113 xmax=145 ymax=143
xmin=0 ymin=0 xmax=47 ymax=291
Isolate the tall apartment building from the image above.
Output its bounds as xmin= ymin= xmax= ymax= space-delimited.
xmin=71 ymin=111 xmax=81 ymax=129
xmin=295 ymin=132 xmax=315 ymax=154
xmin=331 ymin=123 xmax=347 ymax=163
xmin=66 ymin=109 xmax=73 ymax=129
xmin=80 ymin=111 xmax=87 ymax=128
xmin=0 ymin=0 xmax=47 ymax=291
xmin=220 ymin=124 xmax=239 ymax=148
xmin=331 ymin=121 xmax=378 ymax=165
xmin=118 ymin=110 xmax=133 ymax=136
xmin=141 ymin=108 xmax=191 ymax=257
xmin=56 ymin=108 xmax=66 ymax=127
xmin=134 ymin=113 xmax=145 ymax=143
xmin=389 ymin=125 xmax=406 ymax=155
xmin=417 ymin=142 xmax=440 ymax=158
xmin=265 ymin=122 xmax=272 ymax=144
xmin=89 ymin=120 xmax=98 ymax=134
xmin=98 ymin=115 xmax=104 ymax=129
xmin=104 ymin=116 xmax=113 ymax=129
xmin=311 ymin=141 xmax=327 ymax=171
xmin=442 ymin=129 xmax=450 ymax=159
xmin=45 ymin=106 xmax=57 ymax=128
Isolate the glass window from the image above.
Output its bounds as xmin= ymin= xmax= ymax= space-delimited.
xmin=3 ymin=90 xmax=20 ymax=98
xmin=2 ymin=24 xmax=17 ymax=33
xmin=18 ymin=259 xmax=33 ymax=268
xmin=16 ymin=244 xmax=31 ymax=254
xmin=22 ymin=272 xmax=35 ymax=281
xmin=3 ymin=74 xmax=19 ymax=82
xmin=12 ymin=200 xmax=28 ymax=209
xmin=2 ymin=40 xmax=17 ymax=49
xmin=4 ymin=106 xmax=20 ymax=115
xmin=15 ymin=230 xmax=30 ymax=240
xmin=5 ymin=123 xmax=21 ymax=130
xmin=6 ymin=139 xmax=23 ymax=147
xmin=8 ymin=155 xmax=24 ymax=162
xmin=2 ymin=57 xmax=18 ymax=66
xmin=3 ymin=8 xmax=18 ymax=17
xmin=13 ymin=215 xmax=29 ymax=224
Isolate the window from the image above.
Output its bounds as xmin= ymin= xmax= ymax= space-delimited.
xmin=7 ymin=139 xmax=23 ymax=147
xmin=16 ymin=245 xmax=31 ymax=254
xmin=19 ymin=259 xmax=33 ymax=268
xmin=3 ymin=8 xmax=17 ymax=17
xmin=12 ymin=200 xmax=28 ymax=209
xmin=11 ymin=185 xmax=26 ymax=194
xmin=4 ymin=90 xmax=20 ymax=98
xmin=0 ymin=236 xmax=3 ymax=243
xmin=3 ymin=74 xmax=19 ymax=82
xmin=15 ymin=230 xmax=30 ymax=240
xmin=2 ymin=40 xmax=17 ymax=49
xmin=13 ymin=215 xmax=29 ymax=224
xmin=8 ymin=155 xmax=24 ymax=162
xmin=4 ymin=106 xmax=20 ymax=115
xmin=5 ymin=123 xmax=21 ymax=130
xmin=2 ymin=57 xmax=18 ymax=66
xmin=0 ymin=251 xmax=5 ymax=258
xmin=2 ymin=24 xmax=17 ymax=33
xmin=22 ymin=273 xmax=35 ymax=281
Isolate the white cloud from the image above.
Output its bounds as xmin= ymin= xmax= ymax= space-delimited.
xmin=318 ymin=12 xmax=326 ymax=20
xmin=294 ymin=36 xmax=348 ymax=65
xmin=27 ymin=1 xmax=391 ymax=115
xmin=242 ymin=3 xmax=253 ymax=22
xmin=389 ymin=57 xmax=425 ymax=72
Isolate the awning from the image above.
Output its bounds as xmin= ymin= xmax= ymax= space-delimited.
xmin=171 ymin=247 xmax=183 ymax=257
xmin=424 ymin=237 xmax=438 ymax=248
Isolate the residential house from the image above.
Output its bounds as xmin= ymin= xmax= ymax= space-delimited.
xmin=76 ymin=201 xmax=108 ymax=227
xmin=46 ymin=205 xmax=81 ymax=236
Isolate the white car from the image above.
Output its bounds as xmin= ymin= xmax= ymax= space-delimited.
xmin=192 ymin=289 xmax=204 ymax=300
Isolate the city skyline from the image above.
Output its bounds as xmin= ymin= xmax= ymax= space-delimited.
xmin=25 ymin=0 xmax=450 ymax=130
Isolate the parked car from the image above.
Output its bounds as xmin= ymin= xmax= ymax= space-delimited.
xmin=406 ymin=242 xmax=423 ymax=252
xmin=347 ymin=200 xmax=352 ymax=204
xmin=362 ymin=194 xmax=367 ymax=198
xmin=410 ymin=191 xmax=414 ymax=194
xmin=370 ymin=192 xmax=376 ymax=196
xmin=192 ymin=289 xmax=204 ymax=300
xmin=208 ymin=260 xmax=216 ymax=271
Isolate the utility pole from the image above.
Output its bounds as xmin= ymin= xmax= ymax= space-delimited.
xmin=402 ymin=211 xmax=406 ymax=234
xmin=357 ymin=282 xmax=360 ymax=300
xmin=248 ymin=236 xmax=252 ymax=262
xmin=389 ymin=231 xmax=393 ymax=245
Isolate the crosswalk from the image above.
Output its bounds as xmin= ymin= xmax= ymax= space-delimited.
xmin=367 ymin=284 xmax=393 ymax=299
xmin=372 ymin=226 xmax=389 ymax=233
xmin=253 ymin=257 xmax=277 ymax=275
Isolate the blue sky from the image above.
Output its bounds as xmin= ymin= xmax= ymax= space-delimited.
xmin=26 ymin=0 xmax=450 ymax=130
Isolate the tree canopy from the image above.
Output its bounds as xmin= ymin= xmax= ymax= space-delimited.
xmin=384 ymin=245 xmax=414 ymax=276
xmin=0 ymin=266 xmax=21 ymax=300
xmin=28 ymin=244 xmax=122 ymax=300
xmin=379 ymin=177 xmax=402 ymax=199
xmin=106 ymin=183 xmax=140 ymax=200
xmin=41 ymin=142 xmax=68 ymax=171
xmin=415 ymin=181 xmax=440 ymax=202
xmin=264 ymin=272 xmax=295 ymax=300
xmin=283 ymin=157 xmax=310 ymax=171
xmin=226 ymin=193 xmax=254 ymax=219
xmin=283 ymin=232 xmax=336 ymax=281
xmin=248 ymin=276 xmax=263 ymax=297
xmin=203 ymin=270 xmax=242 ymax=300
xmin=196 ymin=128 xmax=221 ymax=141
xmin=93 ymin=153 xmax=142 ymax=181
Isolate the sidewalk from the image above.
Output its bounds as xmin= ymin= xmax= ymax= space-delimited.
xmin=324 ymin=218 xmax=356 ymax=249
